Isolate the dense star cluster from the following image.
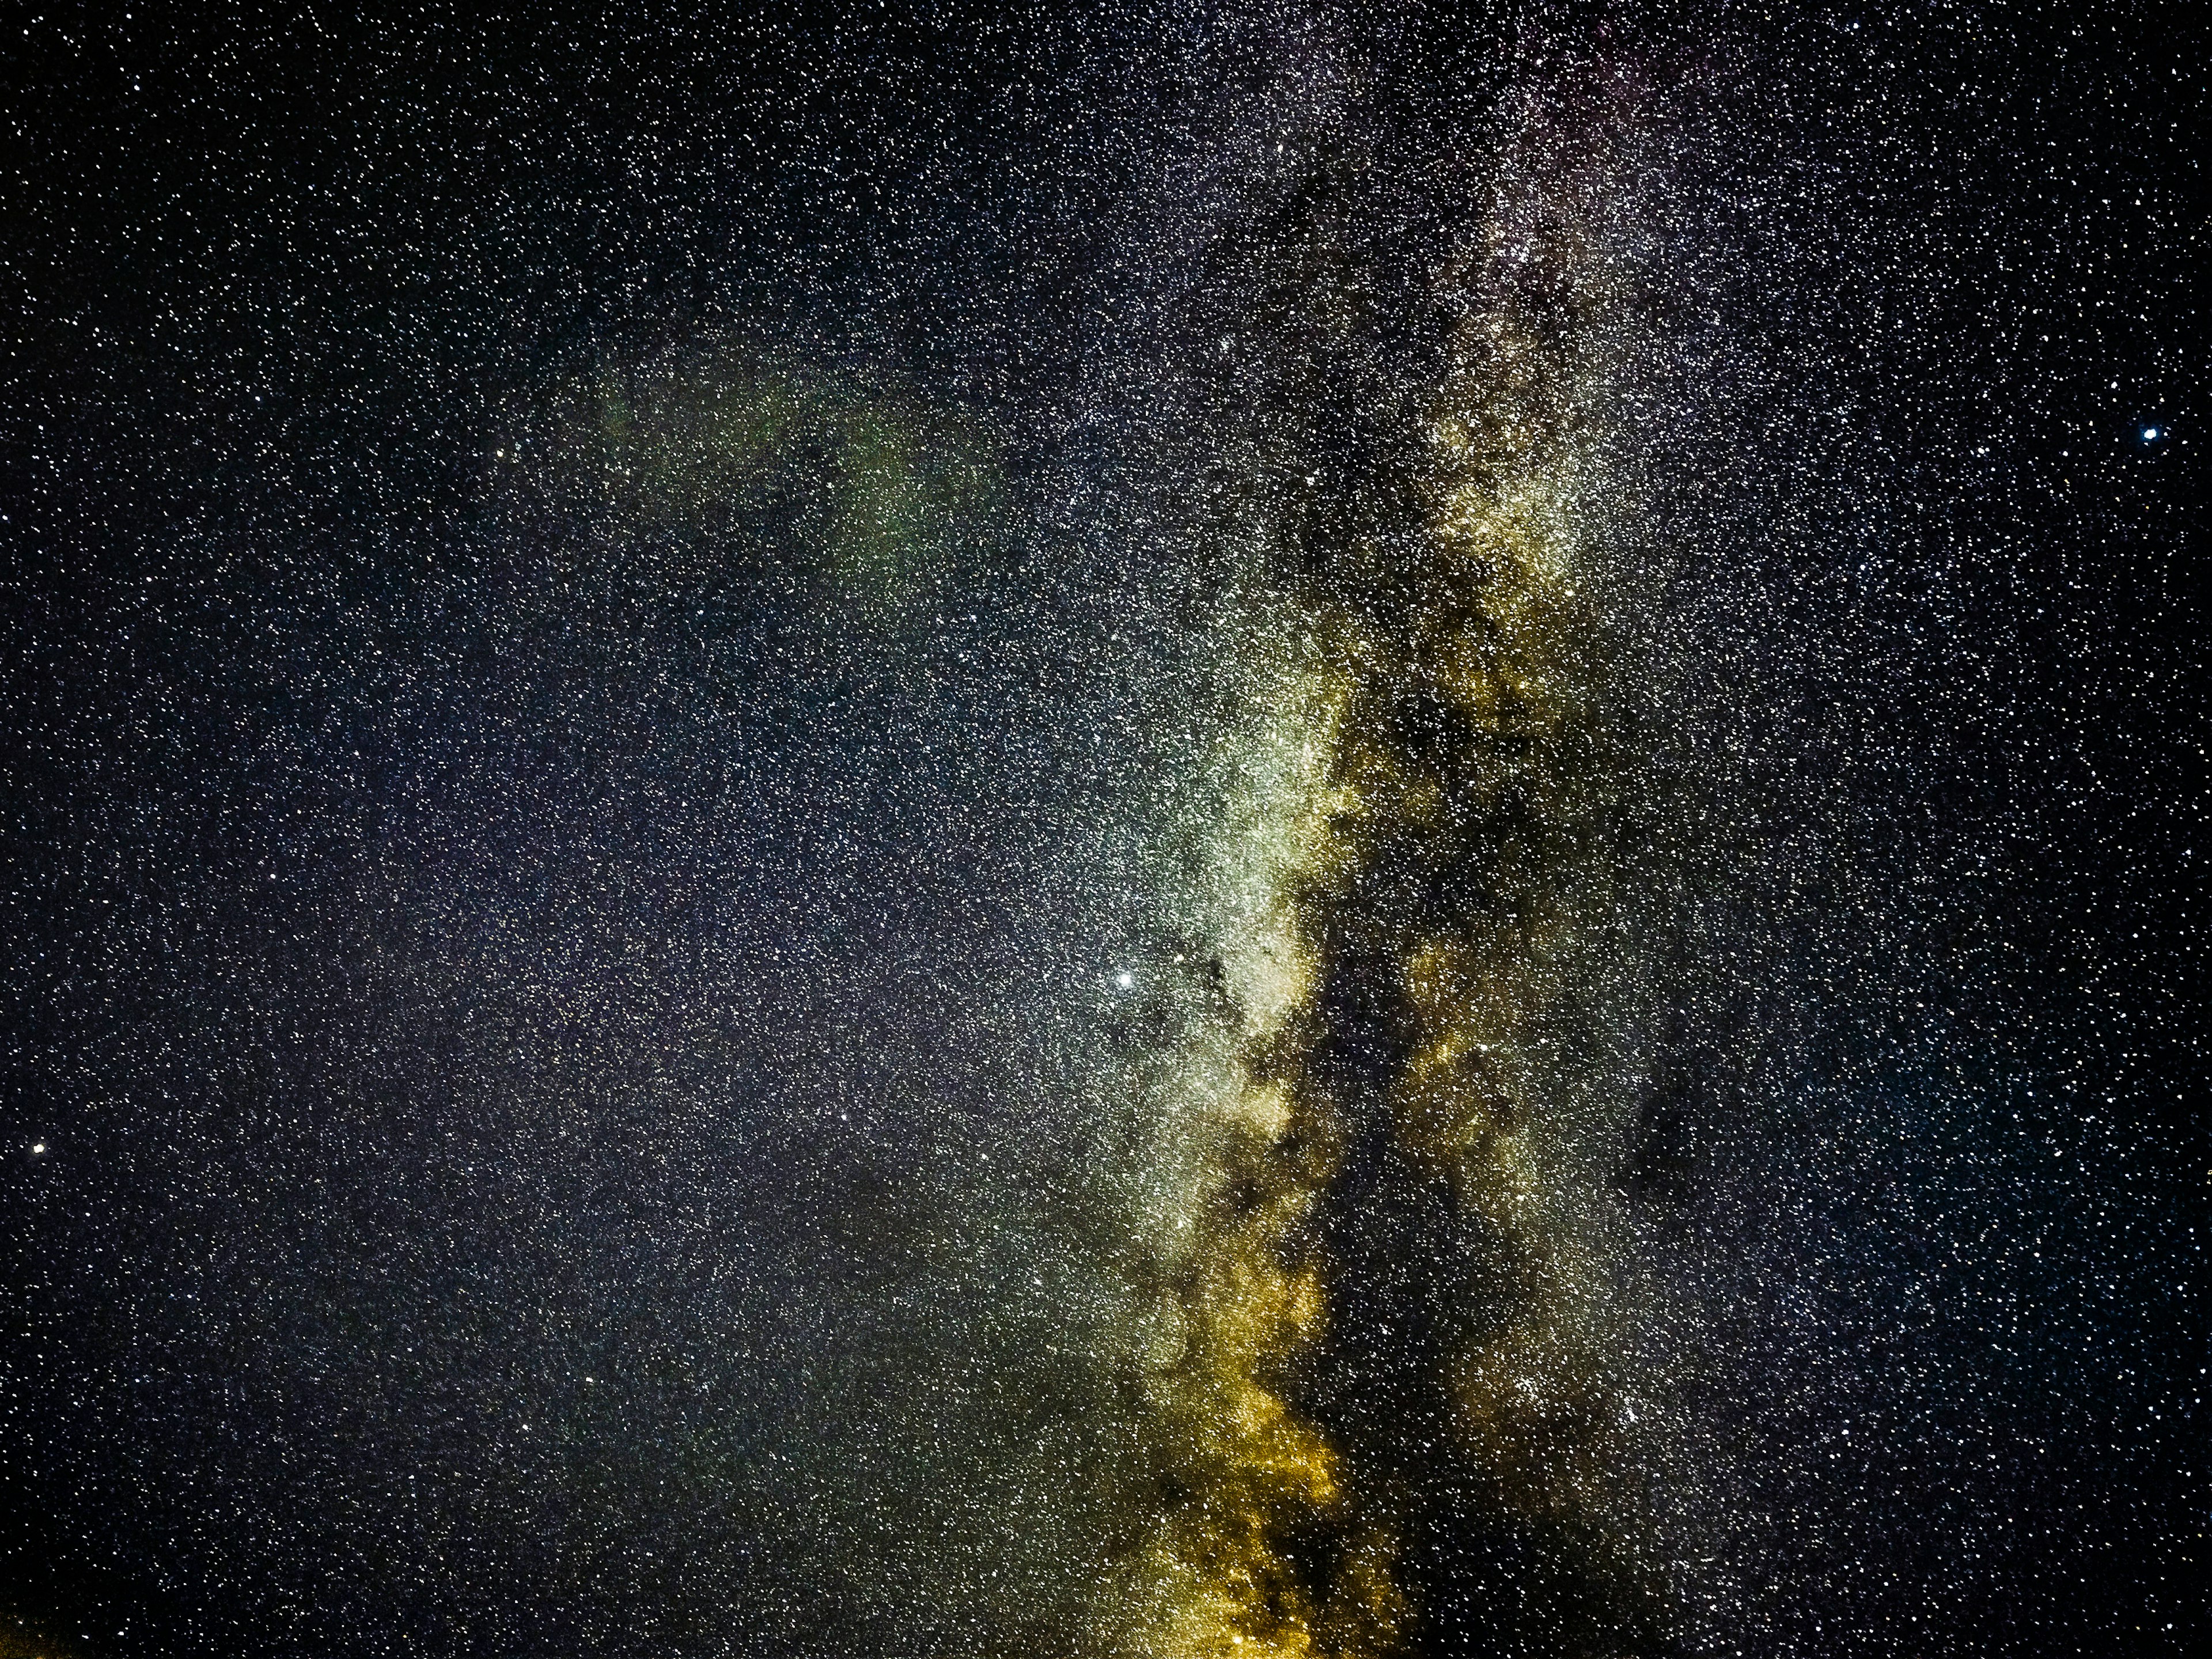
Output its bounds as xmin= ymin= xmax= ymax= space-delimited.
xmin=2 ymin=5 xmax=2200 ymax=1658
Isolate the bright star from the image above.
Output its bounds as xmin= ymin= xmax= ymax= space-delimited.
xmin=2143 ymin=426 xmax=2160 ymax=441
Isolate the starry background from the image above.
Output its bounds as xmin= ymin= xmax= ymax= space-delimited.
xmin=1 ymin=4 xmax=2201 ymax=1658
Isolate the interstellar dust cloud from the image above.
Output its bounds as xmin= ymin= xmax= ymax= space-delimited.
xmin=7 ymin=8 xmax=2195 ymax=1658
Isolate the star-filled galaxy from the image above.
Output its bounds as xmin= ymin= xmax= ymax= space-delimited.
xmin=2 ymin=5 xmax=2202 ymax=1657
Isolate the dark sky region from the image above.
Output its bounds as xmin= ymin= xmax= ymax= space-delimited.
xmin=1 ymin=5 xmax=2201 ymax=1658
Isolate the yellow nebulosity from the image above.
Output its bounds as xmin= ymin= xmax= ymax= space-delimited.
xmin=1101 ymin=640 xmax=1405 ymax=1658
xmin=1110 ymin=90 xmax=1676 ymax=1654
xmin=1376 ymin=109 xmax=1681 ymax=1603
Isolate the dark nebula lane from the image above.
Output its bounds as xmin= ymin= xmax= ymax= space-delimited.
xmin=2 ymin=6 xmax=2200 ymax=1658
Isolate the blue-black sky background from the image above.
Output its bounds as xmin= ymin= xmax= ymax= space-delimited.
xmin=2 ymin=4 xmax=2200 ymax=1657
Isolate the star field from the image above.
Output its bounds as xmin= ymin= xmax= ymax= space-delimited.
xmin=1 ymin=5 xmax=2201 ymax=1658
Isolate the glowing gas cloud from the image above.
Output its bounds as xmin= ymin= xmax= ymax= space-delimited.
xmin=1098 ymin=81 xmax=1697 ymax=1655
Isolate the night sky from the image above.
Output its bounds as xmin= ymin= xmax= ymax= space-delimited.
xmin=1 ymin=5 xmax=2202 ymax=1657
